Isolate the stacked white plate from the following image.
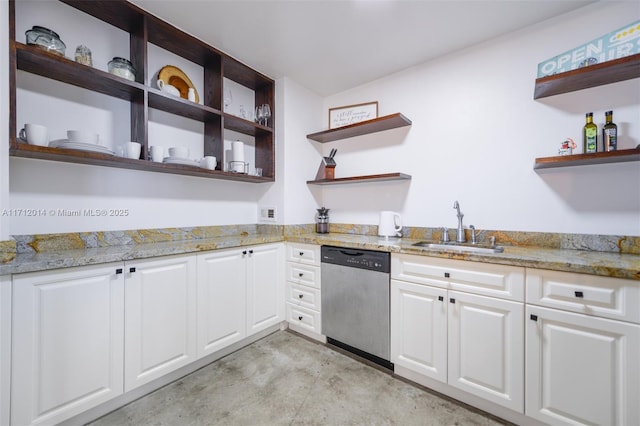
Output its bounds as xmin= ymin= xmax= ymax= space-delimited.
xmin=163 ymin=156 xmax=198 ymax=166
xmin=49 ymin=139 xmax=115 ymax=155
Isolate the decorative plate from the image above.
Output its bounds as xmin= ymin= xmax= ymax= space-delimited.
xmin=157 ymin=65 xmax=199 ymax=103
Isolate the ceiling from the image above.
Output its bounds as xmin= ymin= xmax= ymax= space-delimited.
xmin=130 ymin=0 xmax=596 ymax=96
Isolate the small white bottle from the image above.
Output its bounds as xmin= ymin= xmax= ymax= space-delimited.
xmin=188 ymin=87 xmax=196 ymax=102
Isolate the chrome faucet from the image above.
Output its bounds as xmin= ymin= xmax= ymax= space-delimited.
xmin=453 ymin=200 xmax=466 ymax=243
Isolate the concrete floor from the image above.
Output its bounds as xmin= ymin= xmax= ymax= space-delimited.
xmin=90 ymin=330 xmax=508 ymax=425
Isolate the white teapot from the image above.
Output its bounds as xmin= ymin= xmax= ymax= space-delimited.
xmin=157 ymin=79 xmax=180 ymax=97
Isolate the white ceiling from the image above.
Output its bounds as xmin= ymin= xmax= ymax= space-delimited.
xmin=130 ymin=0 xmax=595 ymax=96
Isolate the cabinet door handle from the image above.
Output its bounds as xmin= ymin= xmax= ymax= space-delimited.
xmin=115 ymin=268 xmax=123 ymax=275
xmin=530 ymin=314 xmax=538 ymax=321
xmin=444 ymin=272 xmax=450 ymax=278
xmin=242 ymin=250 xmax=247 ymax=255
xmin=298 ymin=294 xmax=304 ymax=299
xmin=299 ymin=251 xmax=304 ymax=256
xmin=574 ymin=291 xmax=584 ymax=298
xmin=298 ymin=272 xmax=304 ymax=277
xmin=438 ymin=296 xmax=444 ymax=302
xmin=449 ymin=298 xmax=455 ymax=304
xmin=129 ymin=267 xmax=136 ymax=273
xmin=298 ymin=316 xmax=303 ymax=321
xmin=249 ymin=250 xmax=254 ymax=254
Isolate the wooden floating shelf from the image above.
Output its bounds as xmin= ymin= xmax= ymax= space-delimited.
xmin=307 ymin=172 xmax=412 ymax=185
xmin=534 ymin=148 xmax=640 ymax=170
xmin=306 ymin=113 xmax=412 ymax=143
xmin=533 ymin=53 xmax=640 ymax=99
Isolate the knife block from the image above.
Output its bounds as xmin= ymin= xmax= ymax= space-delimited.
xmin=315 ymin=157 xmax=336 ymax=180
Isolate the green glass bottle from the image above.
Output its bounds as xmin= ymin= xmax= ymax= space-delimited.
xmin=583 ymin=112 xmax=597 ymax=154
xmin=602 ymin=110 xmax=617 ymax=152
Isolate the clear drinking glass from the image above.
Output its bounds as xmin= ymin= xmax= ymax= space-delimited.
xmin=261 ymin=104 xmax=271 ymax=126
xmin=255 ymin=105 xmax=264 ymax=125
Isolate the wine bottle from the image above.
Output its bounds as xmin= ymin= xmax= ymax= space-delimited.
xmin=602 ymin=110 xmax=617 ymax=152
xmin=583 ymin=112 xmax=597 ymax=154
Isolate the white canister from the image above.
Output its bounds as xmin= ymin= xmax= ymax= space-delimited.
xmin=231 ymin=141 xmax=245 ymax=172
xmin=378 ymin=211 xmax=402 ymax=238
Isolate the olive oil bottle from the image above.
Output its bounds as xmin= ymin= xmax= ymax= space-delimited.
xmin=602 ymin=110 xmax=617 ymax=151
xmin=583 ymin=112 xmax=597 ymax=154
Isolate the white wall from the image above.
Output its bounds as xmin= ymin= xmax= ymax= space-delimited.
xmin=316 ymin=1 xmax=640 ymax=235
xmin=0 ymin=0 xmax=9 ymax=240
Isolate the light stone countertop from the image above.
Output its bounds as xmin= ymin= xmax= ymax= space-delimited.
xmin=1 ymin=232 xmax=638 ymax=281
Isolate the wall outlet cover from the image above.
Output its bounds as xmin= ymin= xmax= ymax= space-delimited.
xmin=259 ymin=206 xmax=277 ymax=222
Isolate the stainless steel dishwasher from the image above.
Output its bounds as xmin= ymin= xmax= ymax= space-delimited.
xmin=321 ymin=246 xmax=392 ymax=369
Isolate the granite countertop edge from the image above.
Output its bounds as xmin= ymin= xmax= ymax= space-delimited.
xmin=1 ymin=233 xmax=639 ymax=281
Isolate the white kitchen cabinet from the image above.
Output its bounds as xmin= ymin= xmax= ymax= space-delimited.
xmin=391 ymin=279 xmax=447 ymax=381
xmin=11 ymin=263 xmax=125 ymax=426
xmin=246 ymin=243 xmax=285 ymax=334
xmin=197 ymin=243 xmax=284 ymax=358
xmin=197 ymin=249 xmax=247 ymax=358
xmin=391 ymin=254 xmax=525 ymax=413
xmin=1 ymin=275 xmax=11 ymax=426
xmin=525 ymin=268 xmax=640 ymax=426
xmin=285 ymin=243 xmax=324 ymax=341
xmin=124 ymin=254 xmax=197 ymax=392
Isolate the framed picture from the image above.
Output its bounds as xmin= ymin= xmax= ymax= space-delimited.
xmin=328 ymin=101 xmax=378 ymax=129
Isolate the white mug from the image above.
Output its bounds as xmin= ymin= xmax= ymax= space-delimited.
xmin=19 ymin=123 xmax=48 ymax=146
xmin=149 ymin=145 xmax=164 ymax=162
xmin=124 ymin=142 xmax=141 ymax=159
xmin=378 ymin=211 xmax=402 ymax=237
xmin=200 ymin=156 xmax=217 ymax=170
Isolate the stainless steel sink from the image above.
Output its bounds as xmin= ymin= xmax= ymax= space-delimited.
xmin=412 ymin=241 xmax=504 ymax=254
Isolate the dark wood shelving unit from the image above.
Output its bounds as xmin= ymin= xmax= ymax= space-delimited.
xmin=533 ymin=53 xmax=640 ymax=99
xmin=534 ymin=148 xmax=640 ymax=170
xmin=307 ymin=113 xmax=412 ymax=143
xmin=9 ymin=0 xmax=275 ymax=182
xmin=307 ymin=173 xmax=412 ymax=185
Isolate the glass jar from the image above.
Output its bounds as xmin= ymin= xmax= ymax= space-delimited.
xmin=74 ymin=45 xmax=92 ymax=66
xmin=108 ymin=57 xmax=136 ymax=81
xmin=25 ymin=26 xmax=66 ymax=56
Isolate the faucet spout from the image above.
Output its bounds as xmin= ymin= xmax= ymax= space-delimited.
xmin=453 ymin=200 xmax=466 ymax=243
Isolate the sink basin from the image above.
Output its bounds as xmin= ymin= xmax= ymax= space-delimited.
xmin=412 ymin=241 xmax=504 ymax=254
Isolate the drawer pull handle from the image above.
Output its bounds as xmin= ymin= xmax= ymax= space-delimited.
xmin=298 ymin=273 xmax=304 ymax=277
xmin=249 ymin=250 xmax=254 ymax=254
xmin=438 ymin=296 xmax=444 ymax=302
xmin=242 ymin=250 xmax=247 ymax=255
xmin=530 ymin=314 xmax=538 ymax=321
xmin=116 ymin=268 xmax=123 ymax=275
xmin=129 ymin=267 xmax=136 ymax=273
xmin=298 ymin=294 xmax=304 ymax=299
xmin=444 ymin=272 xmax=450 ymax=278
xmin=298 ymin=316 xmax=303 ymax=321
xmin=574 ymin=291 xmax=584 ymax=298
xmin=449 ymin=298 xmax=455 ymax=304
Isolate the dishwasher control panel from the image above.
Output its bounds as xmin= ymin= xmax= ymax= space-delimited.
xmin=321 ymin=246 xmax=390 ymax=273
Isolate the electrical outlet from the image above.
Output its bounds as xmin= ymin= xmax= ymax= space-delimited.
xmin=259 ymin=206 xmax=277 ymax=222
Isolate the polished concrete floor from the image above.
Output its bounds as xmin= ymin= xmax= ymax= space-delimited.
xmin=90 ymin=330 xmax=508 ymax=425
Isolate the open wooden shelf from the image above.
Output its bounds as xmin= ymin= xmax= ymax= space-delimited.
xmin=307 ymin=113 xmax=412 ymax=143
xmin=307 ymin=172 xmax=411 ymax=185
xmin=534 ymin=148 xmax=640 ymax=170
xmin=534 ymin=53 xmax=640 ymax=99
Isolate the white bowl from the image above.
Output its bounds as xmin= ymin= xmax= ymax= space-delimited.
xmin=67 ymin=130 xmax=98 ymax=144
xmin=124 ymin=142 xmax=141 ymax=159
xmin=168 ymin=147 xmax=189 ymax=158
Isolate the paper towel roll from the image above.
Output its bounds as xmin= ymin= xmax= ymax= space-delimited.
xmin=232 ymin=141 xmax=245 ymax=172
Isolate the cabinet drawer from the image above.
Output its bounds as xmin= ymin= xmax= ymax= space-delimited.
xmin=286 ymin=303 xmax=321 ymax=334
xmin=526 ymin=268 xmax=640 ymax=324
xmin=286 ymin=243 xmax=320 ymax=265
xmin=286 ymin=281 xmax=321 ymax=311
xmin=286 ymin=263 xmax=320 ymax=288
xmin=392 ymin=254 xmax=525 ymax=301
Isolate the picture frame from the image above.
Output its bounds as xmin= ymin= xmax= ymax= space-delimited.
xmin=328 ymin=101 xmax=378 ymax=129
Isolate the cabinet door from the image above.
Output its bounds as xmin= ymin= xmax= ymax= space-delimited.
xmin=391 ymin=279 xmax=447 ymax=382
xmin=526 ymin=306 xmax=640 ymax=426
xmin=196 ymin=249 xmax=247 ymax=358
xmin=247 ymin=243 xmax=284 ymax=335
xmin=448 ymin=291 xmax=524 ymax=412
xmin=124 ymin=255 xmax=197 ymax=391
xmin=1 ymin=276 xmax=11 ymax=426
xmin=11 ymin=264 xmax=124 ymax=426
